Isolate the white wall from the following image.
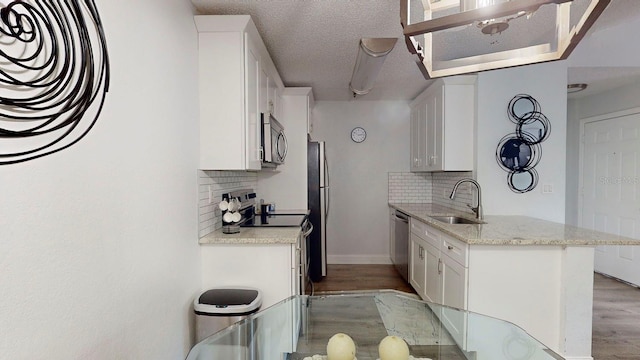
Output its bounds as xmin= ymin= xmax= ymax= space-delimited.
xmin=311 ymin=101 xmax=410 ymax=264
xmin=476 ymin=63 xmax=568 ymax=222
xmin=0 ymin=1 xmax=200 ymax=359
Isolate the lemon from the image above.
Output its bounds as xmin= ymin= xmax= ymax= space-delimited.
xmin=326 ymin=333 xmax=356 ymax=360
xmin=378 ymin=335 xmax=410 ymax=360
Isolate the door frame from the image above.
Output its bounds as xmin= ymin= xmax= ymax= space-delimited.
xmin=577 ymin=106 xmax=640 ymax=227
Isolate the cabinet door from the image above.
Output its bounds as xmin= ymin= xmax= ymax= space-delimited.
xmin=410 ymin=102 xmax=428 ymax=172
xmin=259 ymin=67 xmax=269 ymax=115
xmin=431 ymin=87 xmax=444 ymax=170
xmin=410 ymin=106 xmax=421 ymax=171
xmin=409 ymin=234 xmax=426 ymax=298
xmin=267 ymin=75 xmax=277 ymax=115
xmin=441 ymin=254 xmax=467 ymax=309
xmin=423 ymin=241 xmax=441 ymax=304
xmin=244 ymin=33 xmax=262 ymax=170
xmin=440 ymin=253 xmax=468 ymax=347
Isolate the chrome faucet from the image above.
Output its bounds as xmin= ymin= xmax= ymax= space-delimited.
xmin=449 ymin=178 xmax=483 ymax=220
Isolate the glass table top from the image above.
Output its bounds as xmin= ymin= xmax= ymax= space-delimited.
xmin=187 ymin=291 xmax=564 ymax=360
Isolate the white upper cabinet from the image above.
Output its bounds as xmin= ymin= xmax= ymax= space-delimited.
xmin=410 ymin=76 xmax=476 ymax=172
xmin=195 ymin=15 xmax=284 ymax=170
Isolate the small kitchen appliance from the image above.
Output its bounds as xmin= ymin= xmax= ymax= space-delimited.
xmin=261 ymin=112 xmax=287 ymax=167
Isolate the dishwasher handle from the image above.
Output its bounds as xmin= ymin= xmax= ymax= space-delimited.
xmin=394 ymin=212 xmax=409 ymax=223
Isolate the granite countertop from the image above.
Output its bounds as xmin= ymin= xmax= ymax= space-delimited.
xmin=389 ymin=203 xmax=640 ymax=246
xmin=199 ymin=227 xmax=301 ymax=245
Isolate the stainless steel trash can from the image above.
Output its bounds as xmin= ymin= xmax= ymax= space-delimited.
xmin=194 ymin=286 xmax=262 ymax=342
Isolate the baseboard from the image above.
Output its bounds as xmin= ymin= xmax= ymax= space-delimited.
xmin=563 ymin=356 xmax=593 ymax=360
xmin=327 ymin=255 xmax=392 ymax=265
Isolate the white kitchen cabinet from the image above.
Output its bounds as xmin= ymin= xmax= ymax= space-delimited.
xmin=408 ymin=217 xmax=469 ymax=309
xmin=201 ymin=240 xmax=301 ymax=309
xmin=409 ymin=102 xmax=428 ymax=172
xmin=423 ymin=241 xmax=440 ymax=304
xmin=441 ymin=253 xmax=467 ymax=310
xmin=409 ymin=232 xmax=427 ymax=298
xmin=409 ymin=217 xmax=469 ymax=347
xmin=195 ymin=15 xmax=284 ymax=170
xmin=410 ymin=75 xmax=476 ymax=172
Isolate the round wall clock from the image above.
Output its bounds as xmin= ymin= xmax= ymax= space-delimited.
xmin=351 ymin=127 xmax=366 ymax=143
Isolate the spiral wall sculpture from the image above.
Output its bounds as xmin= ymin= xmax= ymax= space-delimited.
xmin=0 ymin=0 xmax=109 ymax=165
xmin=496 ymin=94 xmax=551 ymax=193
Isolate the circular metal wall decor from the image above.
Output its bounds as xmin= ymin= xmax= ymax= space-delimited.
xmin=0 ymin=0 xmax=110 ymax=165
xmin=496 ymin=94 xmax=551 ymax=193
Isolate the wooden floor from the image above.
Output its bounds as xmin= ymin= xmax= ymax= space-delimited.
xmin=311 ymin=264 xmax=415 ymax=295
xmin=312 ymin=265 xmax=640 ymax=360
xmin=592 ymin=272 xmax=640 ymax=360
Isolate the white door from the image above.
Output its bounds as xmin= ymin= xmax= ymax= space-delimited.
xmin=581 ymin=112 xmax=640 ymax=286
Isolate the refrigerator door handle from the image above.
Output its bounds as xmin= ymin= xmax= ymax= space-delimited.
xmin=325 ymin=186 xmax=330 ymax=217
xmin=324 ymin=155 xmax=329 ymax=188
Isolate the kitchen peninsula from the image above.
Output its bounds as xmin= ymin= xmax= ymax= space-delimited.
xmin=389 ymin=203 xmax=640 ymax=360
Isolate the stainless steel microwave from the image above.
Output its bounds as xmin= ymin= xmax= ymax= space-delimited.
xmin=261 ymin=113 xmax=287 ymax=166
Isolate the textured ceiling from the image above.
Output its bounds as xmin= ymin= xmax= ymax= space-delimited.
xmin=568 ymin=67 xmax=640 ymax=99
xmin=191 ymin=0 xmax=640 ymax=101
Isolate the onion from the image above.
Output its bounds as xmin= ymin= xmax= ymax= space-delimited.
xmin=326 ymin=333 xmax=356 ymax=360
xmin=378 ymin=335 xmax=410 ymax=360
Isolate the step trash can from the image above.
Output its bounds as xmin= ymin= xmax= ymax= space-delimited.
xmin=194 ymin=286 xmax=262 ymax=343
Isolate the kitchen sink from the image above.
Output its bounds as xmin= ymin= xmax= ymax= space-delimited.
xmin=430 ymin=216 xmax=484 ymax=225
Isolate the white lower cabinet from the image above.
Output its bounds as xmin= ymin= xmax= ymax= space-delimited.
xmin=201 ymin=240 xmax=301 ymax=309
xmin=423 ymin=241 xmax=440 ymax=304
xmin=409 ymin=233 xmax=427 ymax=297
xmin=409 ymin=218 xmax=469 ymax=347
xmin=441 ymin=254 xmax=466 ymax=309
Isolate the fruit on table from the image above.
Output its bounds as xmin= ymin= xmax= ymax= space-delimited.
xmin=378 ymin=335 xmax=410 ymax=360
xmin=326 ymin=333 xmax=356 ymax=360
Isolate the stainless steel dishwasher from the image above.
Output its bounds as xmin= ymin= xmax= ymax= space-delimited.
xmin=392 ymin=210 xmax=409 ymax=281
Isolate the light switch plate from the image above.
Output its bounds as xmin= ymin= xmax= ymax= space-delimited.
xmin=542 ymin=184 xmax=553 ymax=194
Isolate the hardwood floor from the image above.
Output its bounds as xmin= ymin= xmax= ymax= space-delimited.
xmin=592 ymin=272 xmax=640 ymax=360
xmin=312 ymin=265 xmax=640 ymax=360
xmin=311 ymin=264 xmax=415 ymax=295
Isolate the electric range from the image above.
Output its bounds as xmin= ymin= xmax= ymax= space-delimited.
xmin=242 ymin=213 xmax=308 ymax=228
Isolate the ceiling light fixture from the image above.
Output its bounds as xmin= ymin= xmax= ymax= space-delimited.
xmin=567 ymin=83 xmax=587 ymax=93
xmin=400 ymin=0 xmax=611 ymax=79
xmin=349 ymin=38 xmax=398 ymax=97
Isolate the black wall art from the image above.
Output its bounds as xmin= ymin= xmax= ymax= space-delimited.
xmin=496 ymin=94 xmax=551 ymax=193
xmin=0 ymin=0 xmax=110 ymax=165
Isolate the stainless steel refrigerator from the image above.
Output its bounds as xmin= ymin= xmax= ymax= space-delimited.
xmin=308 ymin=141 xmax=329 ymax=282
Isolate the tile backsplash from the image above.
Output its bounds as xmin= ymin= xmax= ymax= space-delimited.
xmin=388 ymin=172 xmax=432 ymax=203
xmin=389 ymin=171 xmax=476 ymax=216
xmin=198 ymin=170 xmax=257 ymax=238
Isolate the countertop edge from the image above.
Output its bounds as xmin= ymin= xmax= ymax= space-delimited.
xmin=389 ymin=203 xmax=640 ymax=246
xmin=199 ymin=227 xmax=301 ymax=245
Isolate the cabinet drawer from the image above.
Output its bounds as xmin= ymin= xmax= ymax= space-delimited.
xmin=441 ymin=235 xmax=468 ymax=267
xmin=411 ymin=218 xmax=440 ymax=249
xmin=410 ymin=218 xmax=429 ymax=238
